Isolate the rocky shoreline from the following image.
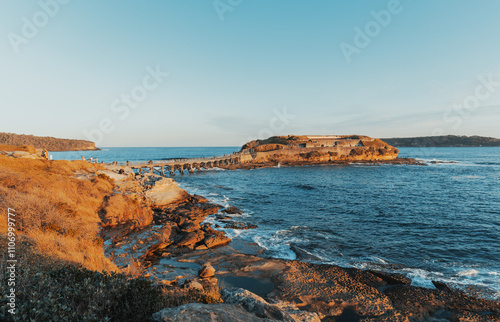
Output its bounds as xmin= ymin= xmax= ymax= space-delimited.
xmin=99 ymin=166 xmax=500 ymax=321
xmin=231 ymin=157 xmax=424 ymax=170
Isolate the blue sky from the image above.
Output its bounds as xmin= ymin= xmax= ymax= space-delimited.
xmin=1 ymin=0 xmax=499 ymax=147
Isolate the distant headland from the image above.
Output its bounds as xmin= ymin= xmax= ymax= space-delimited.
xmin=382 ymin=135 xmax=500 ymax=147
xmin=0 ymin=132 xmax=98 ymax=151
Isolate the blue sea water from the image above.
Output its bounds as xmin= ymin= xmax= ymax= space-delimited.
xmin=52 ymin=147 xmax=500 ymax=299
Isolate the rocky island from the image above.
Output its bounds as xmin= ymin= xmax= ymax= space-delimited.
xmin=1 ymin=141 xmax=499 ymax=321
xmin=239 ymin=135 xmax=406 ymax=165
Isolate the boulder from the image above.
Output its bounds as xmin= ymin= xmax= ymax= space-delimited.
xmin=140 ymin=175 xmax=189 ymax=207
xmin=432 ymin=280 xmax=452 ymax=292
xmin=198 ymin=263 xmax=215 ymax=278
xmin=182 ymin=279 xmax=204 ymax=292
xmin=221 ymin=288 xmax=321 ymax=322
xmin=369 ymin=270 xmax=412 ymax=285
xmin=152 ymin=303 xmax=267 ymax=322
xmin=204 ymin=231 xmax=231 ymax=248
xmin=176 ymin=230 xmax=205 ymax=247
xmin=222 ymin=206 xmax=243 ymax=215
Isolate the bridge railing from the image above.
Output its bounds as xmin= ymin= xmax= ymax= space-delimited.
xmin=110 ymin=152 xmax=241 ymax=167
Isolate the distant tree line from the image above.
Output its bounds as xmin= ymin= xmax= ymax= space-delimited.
xmin=382 ymin=135 xmax=500 ymax=147
xmin=0 ymin=132 xmax=97 ymax=151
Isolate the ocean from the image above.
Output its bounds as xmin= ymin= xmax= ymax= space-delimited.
xmin=52 ymin=147 xmax=500 ymax=299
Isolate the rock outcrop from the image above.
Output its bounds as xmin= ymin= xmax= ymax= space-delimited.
xmin=198 ymin=263 xmax=216 ymax=278
xmin=138 ymin=174 xmax=189 ymax=207
xmin=239 ymin=135 xmax=400 ymax=165
xmin=222 ymin=288 xmax=321 ymax=322
xmin=152 ymin=288 xmax=321 ymax=322
xmin=152 ymin=303 xmax=268 ymax=322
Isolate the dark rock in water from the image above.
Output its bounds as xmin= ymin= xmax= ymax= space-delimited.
xmin=290 ymin=244 xmax=322 ymax=262
xmin=152 ymin=303 xmax=265 ymax=322
xmin=198 ymin=263 xmax=215 ymax=278
xmin=222 ymin=206 xmax=243 ymax=215
xmin=369 ymin=270 xmax=412 ymax=285
xmin=335 ymin=308 xmax=361 ymax=322
xmin=224 ymin=221 xmax=258 ymax=230
xmin=216 ymin=214 xmax=232 ymax=220
xmin=432 ymin=280 xmax=452 ymax=292
xmin=190 ymin=194 xmax=209 ymax=203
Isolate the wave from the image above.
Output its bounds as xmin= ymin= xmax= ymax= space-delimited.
xmin=457 ymin=269 xmax=479 ymax=277
xmin=418 ymin=158 xmax=459 ymax=165
xmin=214 ymin=185 xmax=234 ymax=190
xmin=475 ymin=161 xmax=500 ymax=166
xmin=294 ymin=184 xmax=316 ymax=190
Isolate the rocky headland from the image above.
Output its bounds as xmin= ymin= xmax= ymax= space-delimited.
xmin=1 ymin=144 xmax=498 ymax=321
xmin=0 ymin=132 xmax=98 ymax=151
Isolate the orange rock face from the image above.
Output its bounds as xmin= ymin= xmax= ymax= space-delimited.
xmin=239 ymin=135 xmax=399 ymax=165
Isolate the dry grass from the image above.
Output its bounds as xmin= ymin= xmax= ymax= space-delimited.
xmin=0 ymin=236 xmax=211 ymax=321
xmin=0 ymin=144 xmax=36 ymax=154
xmin=0 ymin=155 xmax=119 ymax=272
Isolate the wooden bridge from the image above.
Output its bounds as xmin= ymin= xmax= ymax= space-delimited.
xmin=110 ymin=152 xmax=243 ymax=176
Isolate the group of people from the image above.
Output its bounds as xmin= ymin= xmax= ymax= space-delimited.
xmin=41 ymin=149 xmax=50 ymax=160
xmin=81 ymin=156 xmax=98 ymax=163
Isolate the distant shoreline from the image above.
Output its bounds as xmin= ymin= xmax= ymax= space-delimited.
xmin=382 ymin=135 xmax=500 ymax=147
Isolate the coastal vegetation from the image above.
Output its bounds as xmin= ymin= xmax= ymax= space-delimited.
xmin=0 ymin=146 xmax=219 ymax=320
xmin=0 ymin=132 xmax=97 ymax=151
xmin=382 ymin=135 xmax=500 ymax=147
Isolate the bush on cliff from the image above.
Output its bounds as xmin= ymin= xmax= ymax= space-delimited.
xmin=0 ymin=236 xmax=214 ymax=321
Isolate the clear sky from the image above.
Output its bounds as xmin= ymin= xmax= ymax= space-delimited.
xmin=1 ymin=0 xmax=499 ymax=147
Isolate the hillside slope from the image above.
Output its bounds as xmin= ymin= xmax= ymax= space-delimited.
xmin=0 ymin=132 xmax=97 ymax=151
xmin=382 ymin=135 xmax=500 ymax=147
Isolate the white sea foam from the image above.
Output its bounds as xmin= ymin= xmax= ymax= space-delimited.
xmin=457 ymin=269 xmax=479 ymax=277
